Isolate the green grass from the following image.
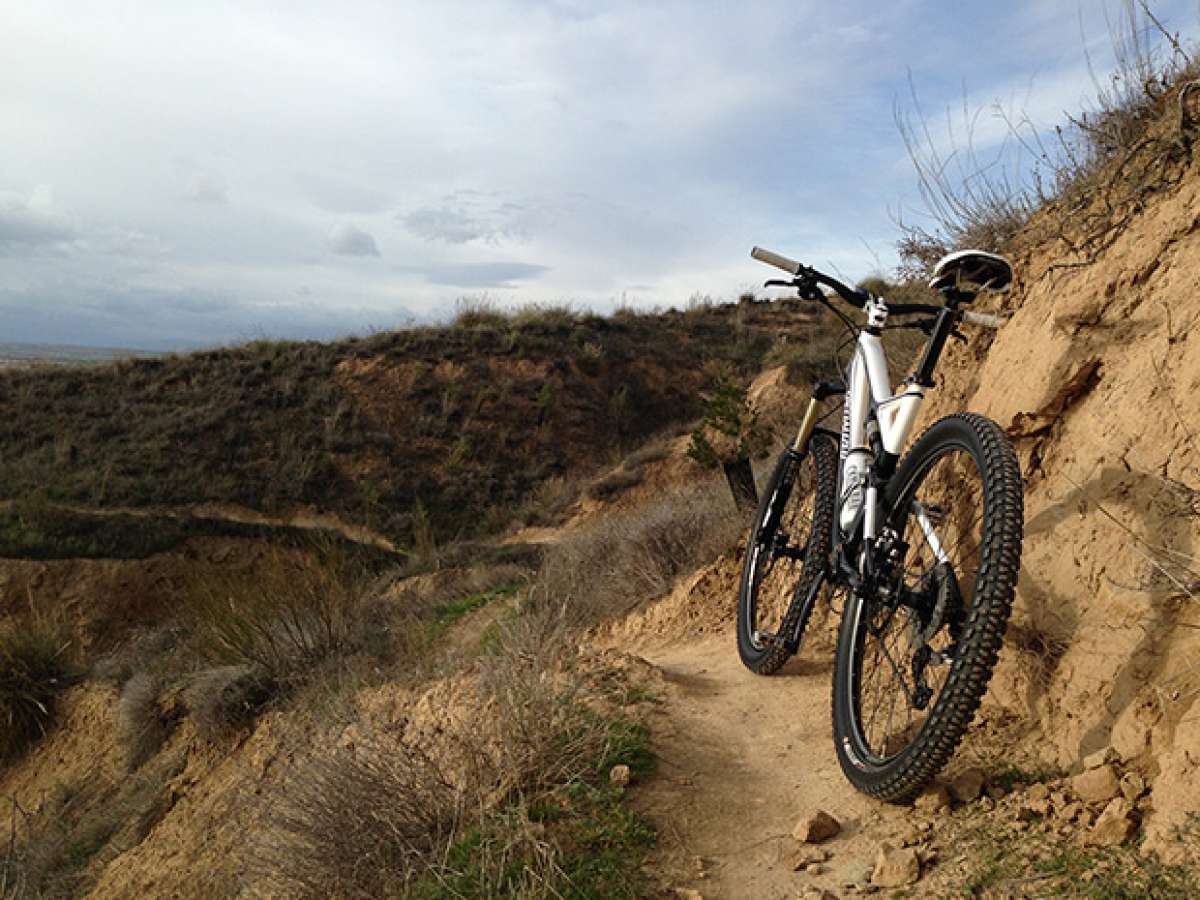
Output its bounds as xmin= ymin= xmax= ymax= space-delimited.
xmin=1030 ymin=844 xmax=1198 ymax=899
xmin=410 ymin=713 xmax=657 ymax=899
xmin=424 ymin=584 xmax=521 ymax=648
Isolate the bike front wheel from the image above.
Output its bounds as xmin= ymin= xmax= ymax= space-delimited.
xmin=831 ymin=413 xmax=1023 ymax=800
xmin=736 ymin=433 xmax=837 ymax=675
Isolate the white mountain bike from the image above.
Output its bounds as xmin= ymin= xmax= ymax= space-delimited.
xmin=737 ymin=246 xmax=1024 ymax=801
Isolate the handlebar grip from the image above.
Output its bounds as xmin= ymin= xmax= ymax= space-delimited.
xmin=751 ymin=246 xmax=802 ymax=275
xmin=962 ymin=310 xmax=1004 ymax=329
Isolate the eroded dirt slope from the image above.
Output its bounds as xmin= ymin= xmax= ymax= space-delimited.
xmin=914 ymin=152 xmax=1200 ymax=855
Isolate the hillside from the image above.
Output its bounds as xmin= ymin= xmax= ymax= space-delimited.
xmin=0 ymin=301 xmax=830 ymax=548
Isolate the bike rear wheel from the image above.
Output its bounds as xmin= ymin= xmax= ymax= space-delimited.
xmin=736 ymin=434 xmax=837 ymax=675
xmin=831 ymin=413 xmax=1023 ymax=800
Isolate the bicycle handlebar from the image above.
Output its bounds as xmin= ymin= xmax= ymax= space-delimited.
xmin=752 ymin=246 xmax=1007 ymax=329
xmin=750 ymin=246 xmax=801 ymax=275
xmin=751 ymin=246 xmax=868 ymax=308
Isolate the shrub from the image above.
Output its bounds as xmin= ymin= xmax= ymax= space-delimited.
xmin=254 ymin=742 xmax=465 ymax=898
xmin=896 ymin=2 xmax=1200 ymax=276
xmin=116 ymin=672 xmax=166 ymax=770
xmin=0 ymin=612 xmax=72 ymax=761
xmin=584 ymin=466 xmax=644 ymax=500
xmin=530 ymin=479 xmax=743 ymax=629
xmin=686 ymin=372 xmax=773 ymax=469
xmin=187 ymin=545 xmax=363 ymax=684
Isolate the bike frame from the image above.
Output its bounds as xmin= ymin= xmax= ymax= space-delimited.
xmin=779 ymin=293 xmax=962 ymax=647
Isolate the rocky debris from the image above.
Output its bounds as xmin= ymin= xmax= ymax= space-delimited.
xmin=913 ymin=782 xmax=952 ymax=813
xmin=1056 ymin=800 xmax=1083 ymax=822
xmin=871 ymin=843 xmax=922 ymax=888
xmin=1082 ymin=746 xmax=1118 ymax=770
xmin=673 ymin=889 xmax=704 ymax=900
xmin=790 ymin=846 xmax=831 ymax=872
xmin=1026 ymin=783 xmax=1051 ymax=802
xmin=794 ymin=810 xmax=842 ymax=844
xmin=949 ymin=767 xmax=987 ymax=803
xmin=609 ymin=764 xmax=632 ymax=787
xmin=1018 ymin=796 xmax=1052 ymax=821
xmin=1119 ymin=771 xmax=1146 ymax=802
xmin=1072 ymin=765 xmax=1120 ymax=804
xmin=835 ymin=859 xmax=875 ymax=891
xmin=1086 ymin=797 xmax=1136 ymax=847
xmin=799 ymin=889 xmax=840 ymax=900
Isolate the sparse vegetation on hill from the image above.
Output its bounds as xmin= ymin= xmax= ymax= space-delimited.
xmin=0 ymin=302 xmax=838 ymax=551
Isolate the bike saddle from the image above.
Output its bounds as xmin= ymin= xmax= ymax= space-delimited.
xmin=928 ymin=250 xmax=1013 ymax=295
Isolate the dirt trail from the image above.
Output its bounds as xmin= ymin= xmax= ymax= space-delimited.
xmin=633 ymin=633 xmax=888 ymax=899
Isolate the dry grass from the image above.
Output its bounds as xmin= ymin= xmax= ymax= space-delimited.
xmin=115 ymin=672 xmax=166 ymax=771
xmin=529 ymin=479 xmax=743 ymax=630
xmin=0 ymin=611 xmax=73 ymax=762
xmin=1 ymin=755 xmax=184 ymax=899
xmin=186 ymin=545 xmax=363 ymax=683
xmin=896 ymin=1 xmax=1199 ymax=276
xmin=254 ymin=623 xmax=655 ymax=899
xmin=253 ymin=742 xmax=467 ymax=898
xmin=584 ymin=466 xmax=644 ymax=500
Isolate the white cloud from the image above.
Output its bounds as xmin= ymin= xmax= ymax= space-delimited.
xmin=1 ymin=0 xmax=1196 ymax=346
xmin=328 ymin=223 xmax=380 ymax=257
xmin=0 ymin=188 xmax=76 ymax=247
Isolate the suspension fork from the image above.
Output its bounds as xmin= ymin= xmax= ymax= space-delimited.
xmin=792 ymin=380 xmax=845 ymax=452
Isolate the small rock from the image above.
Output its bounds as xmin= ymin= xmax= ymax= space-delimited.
xmin=950 ymin=767 xmax=987 ymax=803
xmin=837 ymin=860 xmax=875 ymax=888
xmin=1082 ymin=746 xmax=1118 ymax=770
xmin=1056 ymin=800 xmax=1083 ymax=822
xmin=609 ymin=764 xmax=632 ymax=787
xmin=790 ymin=847 xmax=831 ymax=871
xmin=1119 ymin=772 xmax=1146 ymax=802
xmin=914 ymin=782 xmax=952 ymax=813
xmin=871 ymin=843 xmax=922 ymax=888
xmin=673 ymin=889 xmax=704 ymax=900
xmin=977 ymin=796 xmax=996 ymax=812
xmin=794 ymin=810 xmax=842 ymax=844
xmin=1072 ymin=765 xmax=1120 ymax=804
xmin=1086 ymin=797 xmax=1136 ymax=847
xmin=987 ymin=784 xmax=1007 ymax=800
xmin=1026 ymin=783 xmax=1051 ymax=802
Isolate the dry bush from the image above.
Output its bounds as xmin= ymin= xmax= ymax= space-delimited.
xmin=187 ymin=545 xmax=365 ymax=684
xmin=896 ymin=1 xmax=1199 ymax=276
xmin=116 ymin=672 xmax=166 ymax=770
xmin=1 ymin=758 xmax=181 ymax=898
xmin=254 ymin=743 xmax=467 ymax=899
xmin=0 ymin=611 xmax=73 ymax=762
xmin=254 ymin=640 xmax=651 ymax=899
xmin=622 ymin=440 xmax=672 ymax=470
xmin=584 ymin=466 xmax=644 ymax=500
xmin=513 ymin=475 xmax=582 ymax=528
xmin=183 ymin=665 xmax=274 ymax=740
xmin=530 ymin=479 xmax=743 ymax=628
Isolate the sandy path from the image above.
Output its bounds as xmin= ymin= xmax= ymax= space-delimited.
xmin=634 ymin=634 xmax=890 ymax=899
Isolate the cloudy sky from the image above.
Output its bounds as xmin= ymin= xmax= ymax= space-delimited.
xmin=2 ymin=1 xmax=1197 ymax=349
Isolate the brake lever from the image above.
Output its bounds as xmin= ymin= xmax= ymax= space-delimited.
xmin=763 ymin=279 xmax=795 ymax=289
